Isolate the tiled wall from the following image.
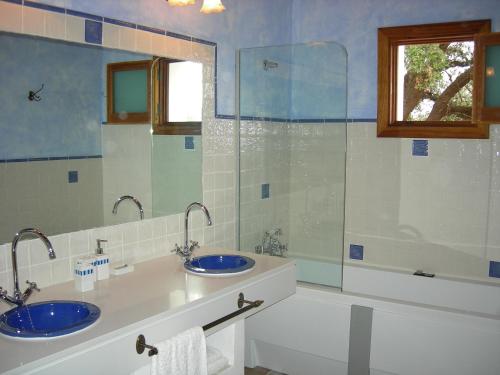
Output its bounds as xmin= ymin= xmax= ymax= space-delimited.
xmin=239 ymin=120 xmax=291 ymax=252
xmin=345 ymin=123 xmax=500 ymax=283
xmin=102 ymin=124 xmax=153 ymax=225
xmin=239 ymin=120 xmax=346 ymax=266
xmin=0 ymin=1 xmax=236 ymax=297
xmin=0 ymin=212 xmax=208 ymax=307
xmin=0 ymin=158 xmax=103 ymax=244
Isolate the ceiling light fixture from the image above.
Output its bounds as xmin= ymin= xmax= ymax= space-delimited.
xmin=167 ymin=0 xmax=195 ymax=6
xmin=200 ymin=0 xmax=226 ymax=14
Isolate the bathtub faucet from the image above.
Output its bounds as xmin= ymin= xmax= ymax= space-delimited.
xmin=255 ymin=228 xmax=288 ymax=257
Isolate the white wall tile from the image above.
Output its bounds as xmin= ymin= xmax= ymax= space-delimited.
xmin=0 ymin=1 xmax=22 ymax=33
xmin=102 ymin=22 xmax=120 ymax=48
xmin=44 ymin=11 xmax=65 ymax=40
xmin=118 ymin=26 xmax=136 ymax=51
xmin=135 ymin=29 xmax=152 ymax=54
xmin=22 ymin=6 xmax=45 ymax=37
xmin=65 ymin=15 xmax=84 ymax=43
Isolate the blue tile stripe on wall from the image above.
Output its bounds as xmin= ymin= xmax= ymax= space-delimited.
xmin=0 ymin=155 xmax=102 ymax=163
xmin=1 ymin=0 xmax=376 ymax=122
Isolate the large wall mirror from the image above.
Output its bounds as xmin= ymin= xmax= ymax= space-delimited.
xmin=0 ymin=31 xmax=204 ymax=244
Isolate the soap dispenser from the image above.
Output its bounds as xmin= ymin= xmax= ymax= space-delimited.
xmin=94 ymin=239 xmax=110 ymax=280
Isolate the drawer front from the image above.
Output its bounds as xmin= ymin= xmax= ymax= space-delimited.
xmin=11 ymin=264 xmax=296 ymax=375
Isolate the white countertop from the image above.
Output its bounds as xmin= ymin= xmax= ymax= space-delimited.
xmin=0 ymin=248 xmax=294 ymax=373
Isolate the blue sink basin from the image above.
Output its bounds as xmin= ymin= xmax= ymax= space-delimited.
xmin=0 ymin=300 xmax=100 ymax=340
xmin=185 ymin=254 xmax=255 ymax=277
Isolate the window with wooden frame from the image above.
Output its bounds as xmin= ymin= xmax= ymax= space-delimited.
xmin=152 ymin=58 xmax=202 ymax=135
xmin=107 ymin=60 xmax=151 ymax=124
xmin=377 ymin=20 xmax=491 ymax=138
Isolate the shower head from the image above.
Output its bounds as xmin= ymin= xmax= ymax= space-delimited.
xmin=263 ymin=59 xmax=278 ymax=71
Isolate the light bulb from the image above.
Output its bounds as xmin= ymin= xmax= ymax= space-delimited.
xmin=200 ymin=0 xmax=225 ymax=14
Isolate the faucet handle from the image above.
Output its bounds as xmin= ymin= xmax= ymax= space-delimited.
xmin=26 ymin=280 xmax=40 ymax=292
xmin=0 ymin=287 xmax=7 ymax=297
xmin=189 ymin=240 xmax=199 ymax=250
xmin=171 ymin=243 xmax=182 ymax=254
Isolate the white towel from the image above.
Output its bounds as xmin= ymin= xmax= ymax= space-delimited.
xmin=206 ymin=346 xmax=229 ymax=375
xmin=151 ymin=327 xmax=208 ymax=375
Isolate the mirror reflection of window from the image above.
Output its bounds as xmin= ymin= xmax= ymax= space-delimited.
xmin=168 ymin=61 xmax=202 ymax=122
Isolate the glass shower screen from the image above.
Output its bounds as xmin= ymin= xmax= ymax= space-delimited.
xmin=237 ymin=42 xmax=348 ymax=288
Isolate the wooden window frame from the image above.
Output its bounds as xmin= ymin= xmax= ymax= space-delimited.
xmin=473 ymin=32 xmax=500 ymax=123
xmin=107 ymin=60 xmax=152 ymax=124
xmin=152 ymin=58 xmax=202 ymax=136
xmin=377 ymin=20 xmax=491 ymax=139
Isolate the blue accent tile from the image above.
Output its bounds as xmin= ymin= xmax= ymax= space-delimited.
xmin=6 ymin=158 xmax=28 ymax=163
xmin=85 ymin=20 xmax=102 ymax=45
xmin=87 ymin=155 xmax=103 ymax=159
xmin=66 ymin=9 xmax=102 ymax=22
xmin=192 ymin=37 xmax=217 ymax=46
xmin=68 ymin=171 xmax=78 ymax=183
xmin=184 ymin=136 xmax=194 ymax=150
xmin=349 ymin=244 xmax=364 ymax=260
xmin=166 ymin=31 xmax=191 ymax=41
xmin=137 ymin=24 xmax=165 ymax=35
xmin=24 ymin=1 xmax=65 ymax=13
xmin=29 ymin=157 xmax=49 ymax=162
xmin=261 ymin=183 xmax=270 ymax=199
xmin=215 ymin=114 xmax=236 ymax=120
xmin=489 ymin=261 xmax=500 ymax=278
xmin=1 ymin=0 xmax=23 ymax=5
xmin=48 ymin=156 xmax=68 ymax=161
xmin=412 ymin=140 xmax=428 ymax=156
xmin=103 ymin=17 xmax=136 ymax=29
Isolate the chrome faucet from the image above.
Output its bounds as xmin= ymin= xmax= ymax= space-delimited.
xmin=0 ymin=228 xmax=56 ymax=307
xmin=112 ymin=195 xmax=144 ymax=220
xmin=173 ymin=202 xmax=212 ymax=261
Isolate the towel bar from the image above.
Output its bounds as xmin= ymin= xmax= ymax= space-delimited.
xmin=136 ymin=292 xmax=264 ymax=356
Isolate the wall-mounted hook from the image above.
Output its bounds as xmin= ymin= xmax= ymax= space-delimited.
xmin=28 ymin=84 xmax=44 ymax=102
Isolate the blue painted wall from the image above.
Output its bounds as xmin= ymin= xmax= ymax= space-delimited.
xmin=0 ymin=33 xmax=102 ymax=159
xmin=239 ymin=41 xmax=348 ymax=120
xmin=30 ymin=0 xmax=293 ymax=117
xmin=291 ymin=0 xmax=500 ymax=119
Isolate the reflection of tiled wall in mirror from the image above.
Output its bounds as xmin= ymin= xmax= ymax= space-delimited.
xmin=0 ymin=0 xmax=236 ymax=291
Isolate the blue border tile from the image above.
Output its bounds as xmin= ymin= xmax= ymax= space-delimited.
xmin=192 ymin=37 xmax=216 ymax=46
xmin=66 ymin=9 xmax=102 ymax=22
xmin=261 ymin=183 xmax=270 ymax=199
xmin=2 ymin=155 xmax=102 ymax=163
xmin=349 ymin=244 xmax=364 ymax=260
xmin=137 ymin=24 xmax=165 ymax=35
xmin=103 ymin=17 xmax=136 ymax=29
xmin=68 ymin=170 xmax=78 ymax=183
xmin=412 ymin=140 xmax=428 ymax=157
xmin=489 ymin=261 xmax=500 ymax=278
xmin=85 ymin=19 xmax=102 ymax=45
xmin=184 ymin=136 xmax=195 ymax=150
xmin=1 ymin=0 xmax=23 ymax=5
xmin=24 ymin=0 xmax=65 ymax=14
xmin=166 ymin=31 xmax=191 ymax=41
